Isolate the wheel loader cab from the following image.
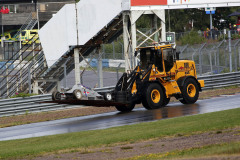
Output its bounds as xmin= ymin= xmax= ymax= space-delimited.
xmin=139 ymin=48 xmax=163 ymax=72
xmin=137 ymin=45 xmax=178 ymax=73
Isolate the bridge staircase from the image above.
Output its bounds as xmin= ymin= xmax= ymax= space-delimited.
xmin=38 ymin=2 xmax=124 ymax=93
xmin=13 ymin=12 xmax=38 ymax=39
xmin=0 ymin=35 xmax=47 ymax=98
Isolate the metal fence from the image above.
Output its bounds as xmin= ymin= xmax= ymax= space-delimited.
xmin=175 ymin=29 xmax=240 ymax=41
xmin=177 ymin=39 xmax=240 ymax=75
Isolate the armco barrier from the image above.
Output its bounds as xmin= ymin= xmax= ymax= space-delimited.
xmin=0 ymin=72 xmax=240 ymax=117
xmin=198 ymin=72 xmax=240 ymax=90
xmin=0 ymin=94 xmax=84 ymax=117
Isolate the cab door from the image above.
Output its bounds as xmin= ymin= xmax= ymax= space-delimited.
xmin=162 ymin=48 xmax=174 ymax=73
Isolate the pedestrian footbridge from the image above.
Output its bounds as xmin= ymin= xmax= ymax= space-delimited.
xmin=38 ymin=0 xmax=240 ymax=93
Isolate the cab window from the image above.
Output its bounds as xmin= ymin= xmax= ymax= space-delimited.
xmin=154 ymin=50 xmax=163 ymax=72
xmin=162 ymin=48 xmax=174 ymax=72
xmin=30 ymin=31 xmax=37 ymax=35
xmin=10 ymin=31 xmax=17 ymax=37
xmin=21 ymin=31 xmax=26 ymax=36
xmin=139 ymin=48 xmax=163 ymax=72
xmin=140 ymin=49 xmax=154 ymax=69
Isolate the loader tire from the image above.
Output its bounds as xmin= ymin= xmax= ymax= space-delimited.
xmin=142 ymin=83 xmax=164 ymax=110
xmin=115 ymin=103 xmax=135 ymax=112
xmin=163 ymin=97 xmax=170 ymax=106
xmin=52 ymin=91 xmax=61 ymax=101
xmin=180 ymin=78 xmax=199 ymax=104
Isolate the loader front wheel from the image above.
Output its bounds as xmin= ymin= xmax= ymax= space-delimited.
xmin=142 ymin=83 xmax=164 ymax=110
xmin=115 ymin=103 xmax=135 ymax=112
xmin=180 ymin=78 xmax=199 ymax=104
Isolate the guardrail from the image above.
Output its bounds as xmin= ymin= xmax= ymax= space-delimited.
xmin=198 ymin=72 xmax=240 ymax=90
xmin=0 ymin=94 xmax=84 ymax=117
xmin=1 ymin=71 xmax=240 ymax=117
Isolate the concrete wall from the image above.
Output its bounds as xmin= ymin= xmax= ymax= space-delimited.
xmin=0 ymin=1 xmax=74 ymax=26
xmin=0 ymin=13 xmax=29 ymax=25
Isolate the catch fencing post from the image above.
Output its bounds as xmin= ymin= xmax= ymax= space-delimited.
xmin=233 ymin=40 xmax=240 ymax=71
xmin=216 ymin=41 xmax=224 ymax=74
xmin=112 ymin=42 xmax=115 ymax=59
xmin=116 ymin=63 xmax=122 ymax=81
xmin=228 ymin=31 xmax=232 ymax=72
xmin=28 ymin=65 xmax=32 ymax=94
xmin=239 ymin=46 xmax=240 ymax=68
xmin=199 ymin=43 xmax=206 ymax=76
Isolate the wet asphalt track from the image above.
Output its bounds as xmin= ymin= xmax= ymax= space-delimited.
xmin=0 ymin=94 xmax=240 ymax=141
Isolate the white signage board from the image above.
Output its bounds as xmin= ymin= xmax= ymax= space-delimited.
xmin=168 ymin=0 xmax=240 ymax=5
xmin=131 ymin=0 xmax=240 ymax=9
xmin=39 ymin=4 xmax=77 ymax=67
xmin=39 ymin=0 xmax=122 ymax=67
xmin=76 ymin=0 xmax=122 ymax=45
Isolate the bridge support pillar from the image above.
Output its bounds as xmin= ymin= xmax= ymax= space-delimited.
xmin=74 ymin=48 xmax=81 ymax=85
xmin=97 ymin=48 xmax=103 ymax=88
xmin=33 ymin=81 xmax=39 ymax=94
xmin=123 ymin=12 xmax=131 ymax=72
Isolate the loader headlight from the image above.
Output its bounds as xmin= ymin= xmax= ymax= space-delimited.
xmin=104 ymin=93 xmax=112 ymax=101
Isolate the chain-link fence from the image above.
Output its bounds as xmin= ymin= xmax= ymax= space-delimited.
xmin=176 ymin=29 xmax=240 ymax=41
xmin=177 ymin=39 xmax=240 ymax=75
xmin=94 ymin=38 xmax=240 ymax=76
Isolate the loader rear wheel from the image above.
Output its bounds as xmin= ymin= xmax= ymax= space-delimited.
xmin=180 ymin=78 xmax=199 ymax=104
xmin=73 ymin=89 xmax=82 ymax=100
xmin=52 ymin=91 xmax=61 ymax=101
xmin=142 ymin=83 xmax=164 ymax=110
xmin=115 ymin=103 xmax=135 ymax=112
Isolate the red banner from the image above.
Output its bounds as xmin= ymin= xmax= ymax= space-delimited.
xmin=131 ymin=0 xmax=168 ymax=6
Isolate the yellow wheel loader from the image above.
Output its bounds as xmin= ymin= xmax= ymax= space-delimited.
xmin=105 ymin=43 xmax=204 ymax=112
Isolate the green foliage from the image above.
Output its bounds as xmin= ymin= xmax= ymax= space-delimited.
xmin=221 ymin=68 xmax=230 ymax=73
xmin=102 ymin=41 xmax=123 ymax=59
xmin=231 ymin=34 xmax=240 ymax=40
xmin=221 ymin=67 xmax=240 ymax=73
xmin=217 ymin=34 xmax=226 ymax=41
xmin=178 ymin=31 xmax=206 ymax=45
xmin=11 ymin=93 xmax=37 ymax=98
xmin=165 ymin=7 xmax=240 ymax=32
xmin=1 ymin=108 xmax=240 ymax=159
xmin=166 ymin=9 xmax=209 ymax=32
xmin=136 ymin=15 xmax=152 ymax=28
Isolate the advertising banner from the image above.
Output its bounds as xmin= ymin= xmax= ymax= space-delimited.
xmin=131 ymin=0 xmax=240 ymax=6
xmin=168 ymin=0 xmax=240 ymax=5
xmin=131 ymin=0 xmax=167 ymax=6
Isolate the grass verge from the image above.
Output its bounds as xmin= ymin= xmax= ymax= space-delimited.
xmin=0 ymin=108 xmax=240 ymax=159
xmin=125 ymin=142 xmax=240 ymax=160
